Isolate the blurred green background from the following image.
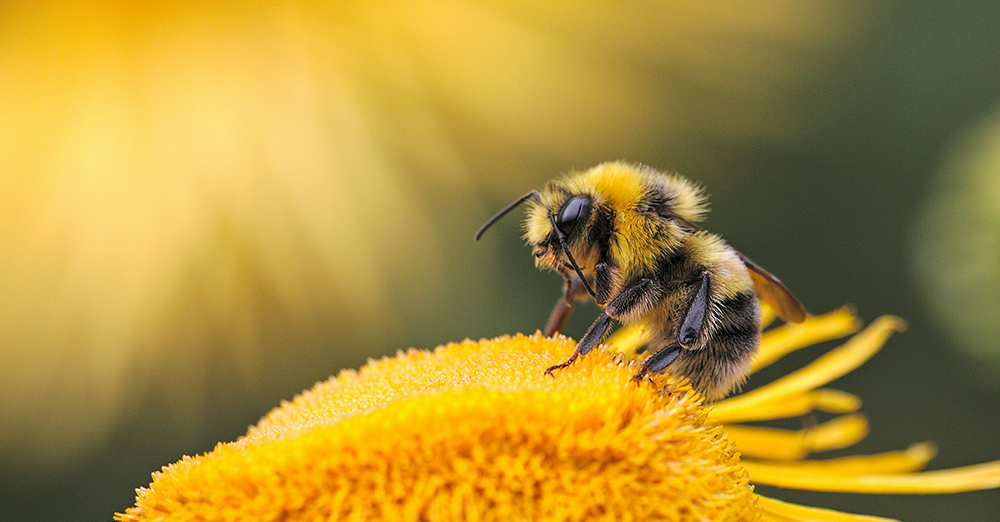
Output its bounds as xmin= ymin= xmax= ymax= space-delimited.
xmin=1 ymin=1 xmax=998 ymax=520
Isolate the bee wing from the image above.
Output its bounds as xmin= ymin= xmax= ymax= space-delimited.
xmin=665 ymin=213 xmax=806 ymax=323
xmin=736 ymin=252 xmax=807 ymax=323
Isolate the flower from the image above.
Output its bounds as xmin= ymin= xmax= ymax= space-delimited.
xmin=116 ymin=307 xmax=1000 ymax=521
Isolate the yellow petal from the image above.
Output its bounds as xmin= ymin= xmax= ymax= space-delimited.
xmin=760 ymin=301 xmax=778 ymax=329
xmin=725 ymin=414 xmax=869 ymax=460
xmin=714 ymin=316 xmax=906 ymax=417
xmin=757 ymin=494 xmax=899 ymax=522
xmin=745 ymin=458 xmax=1000 ymax=493
xmin=747 ymin=443 xmax=937 ymax=476
xmin=710 ymin=388 xmax=861 ymax=424
xmin=604 ymin=322 xmax=648 ymax=356
xmin=753 ymin=307 xmax=862 ymax=373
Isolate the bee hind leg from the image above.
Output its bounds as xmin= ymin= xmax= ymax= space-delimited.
xmin=631 ymin=342 xmax=682 ymax=382
xmin=545 ymin=312 xmax=613 ymax=375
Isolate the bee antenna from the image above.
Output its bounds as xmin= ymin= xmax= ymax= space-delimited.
xmin=474 ymin=188 xmax=596 ymax=300
xmin=474 ymin=190 xmax=541 ymax=240
xmin=553 ymin=227 xmax=597 ymax=299
xmin=556 ymin=236 xmax=597 ymax=299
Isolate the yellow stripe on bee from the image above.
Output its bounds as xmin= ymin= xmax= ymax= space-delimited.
xmin=583 ymin=162 xmax=648 ymax=211
xmin=685 ymin=232 xmax=754 ymax=298
xmin=580 ymin=163 xmax=666 ymax=277
xmin=610 ymin=208 xmax=665 ymax=277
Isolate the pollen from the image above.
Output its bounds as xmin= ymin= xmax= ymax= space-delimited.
xmin=116 ymin=334 xmax=756 ymax=522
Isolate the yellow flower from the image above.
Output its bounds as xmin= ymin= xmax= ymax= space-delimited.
xmin=117 ymin=308 xmax=1000 ymax=521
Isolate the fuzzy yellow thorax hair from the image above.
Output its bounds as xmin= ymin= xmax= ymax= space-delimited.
xmin=524 ymin=162 xmax=708 ymax=278
xmin=562 ymin=162 xmax=649 ymax=212
xmin=595 ymin=163 xmax=706 ymax=276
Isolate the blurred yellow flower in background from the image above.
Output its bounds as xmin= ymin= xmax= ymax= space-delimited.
xmin=116 ymin=308 xmax=1000 ymax=521
xmin=911 ymin=110 xmax=1000 ymax=390
xmin=0 ymin=0 xmax=869 ymax=473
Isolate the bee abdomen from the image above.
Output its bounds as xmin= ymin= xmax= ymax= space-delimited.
xmin=711 ymin=291 xmax=761 ymax=355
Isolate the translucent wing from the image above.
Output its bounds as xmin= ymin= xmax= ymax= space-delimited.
xmin=663 ymin=213 xmax=806 ymax=323
xmin=737 ymin=252 xmax=807 ymax=323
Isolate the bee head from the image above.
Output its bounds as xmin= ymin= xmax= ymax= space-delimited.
xmin=527 ymin=162 xmax=707 ymax=279
xmin=519 ymin=188 xmax=606 ymax=299
xmin=527 ymin=193 xmax=592 ymax=261
xmin=474 ymin=187 xmax=599 ymax=298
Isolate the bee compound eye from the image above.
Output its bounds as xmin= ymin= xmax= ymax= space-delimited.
xmin=555 ymin=197 xmax=591 ymax=236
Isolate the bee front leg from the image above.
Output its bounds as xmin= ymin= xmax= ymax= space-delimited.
xmin=593 ymin=262 xmax=613 ymax=306
xmin=546 ymin=273 xmax=656 ymax=376
xmin=545 ymin=312 xmax=613 ymax=375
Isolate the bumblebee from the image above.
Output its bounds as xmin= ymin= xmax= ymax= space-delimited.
xmin=475 ymin=162 xmax=806 ymax=400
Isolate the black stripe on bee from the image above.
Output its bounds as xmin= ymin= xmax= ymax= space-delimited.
xmin=656 ymin=250 xmax=701 ymax=284
xmin=709 ymin=291 xmax=760 ymax=360
xmin=645 ymin=191 xmax=671 ymax=218
xmin=590 ymin=205 xmax=615 ymax=262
